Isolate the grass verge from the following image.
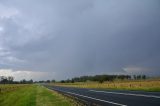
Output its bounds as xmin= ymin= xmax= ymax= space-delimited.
xmin=0 ymin=84 xmax=75 ymax=106
xmin=36 ymin=85 xmax=75 ymax=106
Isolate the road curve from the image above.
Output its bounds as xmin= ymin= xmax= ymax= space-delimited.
xmin=45 ymin=85 xmax=160 ymax=106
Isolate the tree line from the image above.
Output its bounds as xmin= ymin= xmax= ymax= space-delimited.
xmin=60 ymin=74 xmax=146 ymax=83
xmin=0 ymin=74 xmax=147 ymax=84
xmin=0 ymin=76 xmax=55 ymax=84
xmin=0 ymin=76 xmax=33 ymax=84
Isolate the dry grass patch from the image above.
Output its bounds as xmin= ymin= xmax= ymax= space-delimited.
xmin=51 ymin=79 xmax=160 ymax=92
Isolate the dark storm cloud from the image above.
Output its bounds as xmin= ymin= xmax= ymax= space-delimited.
xmin=0 ymin=0 xmax=160 ymax=80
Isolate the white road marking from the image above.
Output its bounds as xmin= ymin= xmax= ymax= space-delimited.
xmin=53 ymin=88 xmax=127 ymax=106
xmin=89 ymin=90 xmax=160 ymax=99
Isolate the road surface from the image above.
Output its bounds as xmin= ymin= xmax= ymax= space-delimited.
xmin=45 ymin=85 xmax=160 ymax=106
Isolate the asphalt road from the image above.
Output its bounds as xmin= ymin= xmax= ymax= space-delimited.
xmin=45 ymin=85 xmax=160 ymax=106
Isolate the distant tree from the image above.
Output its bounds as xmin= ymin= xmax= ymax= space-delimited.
xmin=66 ymin=79 xmax=71 ymax=83
xmin=1 ymin=76 xmax=8 ymax=84
xmin=29 ymin=79 xmax=33 ymax=84
xmin=137 ymin=75 xmax=141 ymax=80
xmin=20 ymin=79 xmax=26 ymax=84
xmin=51 ymin=79 xmax=56 ymax=83
xmin=46 ymin=80 xmax=50 ymax=83
xmin=39 ymin=80 xmax=45 ymax=83
xmin=8 ymin=76 xmax=14 ymax=83
xmin=142 ymin=75 xmax=146 ymax=80
xmin=60 ymin=80 xmax=65 ymax=83
xmin=71 ymin=79 xmax=75 ymax=83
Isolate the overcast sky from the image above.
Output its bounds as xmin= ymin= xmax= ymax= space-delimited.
xmin=0 ymin=0 xmax=160 ymax=81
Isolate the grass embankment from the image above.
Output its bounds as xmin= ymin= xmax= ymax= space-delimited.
xmin=52 ymin=79 xmax=160 ymax=92
xmin=0 ymin=84 xmax=75 ymax=106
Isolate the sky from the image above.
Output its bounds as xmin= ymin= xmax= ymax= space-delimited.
xmin=0 ymin=0 xmax=160 ymax=81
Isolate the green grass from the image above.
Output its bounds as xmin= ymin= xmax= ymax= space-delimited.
xmin=0 ymin=85 xmax=36 ymax=106
xmin=0 ymin=84 xmax=75 ymax=106
xmin=36 ymin=85 xmax=75 ymax=106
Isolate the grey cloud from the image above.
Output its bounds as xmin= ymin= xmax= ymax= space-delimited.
xmin=0 ymin=0 xmax=160 ymax=80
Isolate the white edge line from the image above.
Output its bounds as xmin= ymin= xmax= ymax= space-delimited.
xmin=89 ymin=90 xmax=160 ymax=99
xmin=53 ymin=88 xmax=127 ymax=106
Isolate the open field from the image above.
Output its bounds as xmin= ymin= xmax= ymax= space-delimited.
xmin=51 ymin=79 xmax=160 ymax=92
xmin=0 ymin=84 xmax=28 ymax=93
xmin=0 ymin=84 xmax=75 ymax=106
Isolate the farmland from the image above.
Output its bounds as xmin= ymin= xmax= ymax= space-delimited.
xmin=0 ymin=84 xmax=28 ymax=93
xmin=0 ymin=84 xmax=75 ymax=106
xmin=51 ymin=79 xmax=160 ymax=92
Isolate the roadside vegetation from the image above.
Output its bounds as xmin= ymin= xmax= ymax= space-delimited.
xmin=52 ymin=79 xmax=160 ymax=92
xmin=49 ymin=75 xmax=160 ymax=92
xmin=0 ymin=84 xmax=75 ymax=106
